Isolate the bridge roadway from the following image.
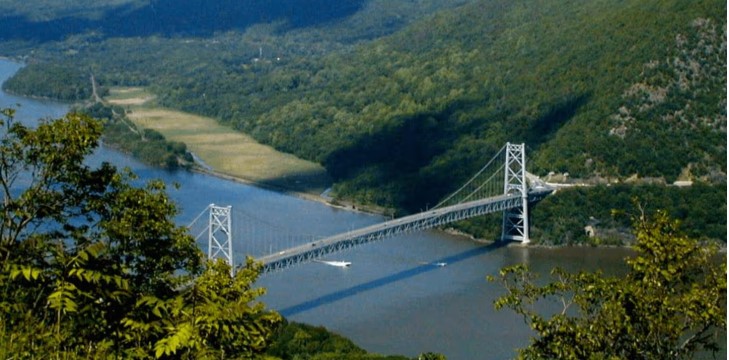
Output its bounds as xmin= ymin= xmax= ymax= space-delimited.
xmin=255 ymin=187 xmax=553 ymax=273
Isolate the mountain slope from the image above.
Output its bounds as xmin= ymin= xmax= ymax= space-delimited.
xmin=168 ymin=0 xmax=723 ymax=210
xmin=0 ymin=0 xmax=725 ymax=217
xmin=0 ymin=0 xmax=365 ymax=41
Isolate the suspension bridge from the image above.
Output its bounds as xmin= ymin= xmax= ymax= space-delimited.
xmin=188 ymin=143 xmax=553 ymax=274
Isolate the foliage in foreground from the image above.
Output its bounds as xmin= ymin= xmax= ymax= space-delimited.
xmin=265 ymin=321 xmax=420 ymax=360
xmin=0 ymin=108 xmax=281 ymax=358
xmin=490 ymin=209 xmax=726 ymax=359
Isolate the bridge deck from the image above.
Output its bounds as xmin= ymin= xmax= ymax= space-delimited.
xmin=255 ymin=188 xmax=552 ymax=273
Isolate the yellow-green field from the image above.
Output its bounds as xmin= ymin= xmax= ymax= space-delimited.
xmin=107 ymin=87 xmax=156 ymax=105
xmin=106 ymin=87 xmax=331 ymax=195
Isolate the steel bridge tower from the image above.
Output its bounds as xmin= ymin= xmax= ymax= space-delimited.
xmin=501 ymin=142 xmax=529 ymax=243
xmin=207 ymin=204 xmax=234 ymax=272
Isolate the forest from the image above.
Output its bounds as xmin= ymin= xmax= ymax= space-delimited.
xmin=0 ymin=0 xmax=725 ymax=245
xmin=1 ymin=63 xmax=98 ymax=100
xmin=453 ymin=183 xmax=726 ymax=247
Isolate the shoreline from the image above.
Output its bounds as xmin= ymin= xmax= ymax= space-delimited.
xmin=188 ymin=165 xmax=383 ymax=216
xmin=191 ymin=165 xmax=327 ymax=202
xmin=2 ymin=86 xmax=78 ymax=104
xmin=101 ymin=136 xmax=381 ymax=216
xmin=99 ymin=86 xmax=356 ymax=214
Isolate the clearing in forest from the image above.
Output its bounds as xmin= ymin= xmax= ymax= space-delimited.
xmin=106 ymin=87 xmax=331 ymax=196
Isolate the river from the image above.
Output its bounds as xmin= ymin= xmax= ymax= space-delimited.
xmin=1 ymin=59 xmax=718 ymax=360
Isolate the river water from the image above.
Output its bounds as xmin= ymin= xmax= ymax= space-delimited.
xmin=2 ymin=59 xmax=719 ymax=360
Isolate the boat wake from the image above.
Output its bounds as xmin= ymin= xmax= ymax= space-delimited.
xmin=418 ymin=261 xmax=447 ymax=267
xmin=314 ymin=260 xmax=351 ymax=267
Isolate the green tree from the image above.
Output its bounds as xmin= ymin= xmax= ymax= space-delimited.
xmin=417 ymin=352 xmax=447 ymax=360
xmin=489 ymin=209 xmax=726 ymax=359
xmin=0 ymin=108 xmax=281 ymax=358
xmin=126 ymin=258 xmax=282 ymax=359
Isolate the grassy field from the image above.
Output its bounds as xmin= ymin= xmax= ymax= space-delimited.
xmin=106 ymin=87 xmax=331 ymax=196
xmin=106 ymin=87 xmax=155 ymax=105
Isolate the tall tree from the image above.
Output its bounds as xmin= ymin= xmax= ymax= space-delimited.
xmin=489 ymin=208 xmax=726 ymax=359
xmin=0 ymin=108 xmax=280 ymax=358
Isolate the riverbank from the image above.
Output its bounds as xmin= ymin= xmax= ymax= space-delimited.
xmin=105 ymin=87 xmax=332 ymax=197
xmin=0 ymin=83 xmax=75 ymax=103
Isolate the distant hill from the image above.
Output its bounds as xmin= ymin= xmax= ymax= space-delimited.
xmin=0 ymin=0 xmax=146 ymax=21
xmin=0 ymin=0 xmax=368 ymax=41
xmin=0 ymin=0 xmax=472 ymax=43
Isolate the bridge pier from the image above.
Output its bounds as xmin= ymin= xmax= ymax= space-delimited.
xmin=207 ymin=204 xmax=234 ymax=274
xmin=501 ymin=143 xmax=530 ymax=243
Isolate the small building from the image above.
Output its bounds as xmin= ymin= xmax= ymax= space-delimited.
xmin=584 ymin=225 xmax=596 ymax=238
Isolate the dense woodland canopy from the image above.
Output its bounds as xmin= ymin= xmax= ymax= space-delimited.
xmin=0 ymin=0 xmax=725 ymax=244
xmin=0 ymin=0 xmax=366 ymax=41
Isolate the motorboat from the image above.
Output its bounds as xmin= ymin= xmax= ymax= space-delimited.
xmin=314 ymin=260 xmax=351 ymax=267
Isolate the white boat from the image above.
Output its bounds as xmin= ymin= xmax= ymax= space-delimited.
xmin=314 ymin=260 xmax=351 ymax=267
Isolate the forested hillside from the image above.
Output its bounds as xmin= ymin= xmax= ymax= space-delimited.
xmin=0 ymin=0 xmax=363 ymax=41
xmin=1 ymin=63 xmax=96 ymax=100
xmin=0 ymin=0 xmax=465 ymax=43
xmin=149 ymin=0 xmax=726 ymax=212
xmin=0 ymin=0 xmax=725 ymax=243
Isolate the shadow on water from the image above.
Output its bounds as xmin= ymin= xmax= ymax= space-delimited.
xmin=279 ymin=240 xmax=509 ymax=317
xmin=254 ymin=168 xmax=333 ymax=197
